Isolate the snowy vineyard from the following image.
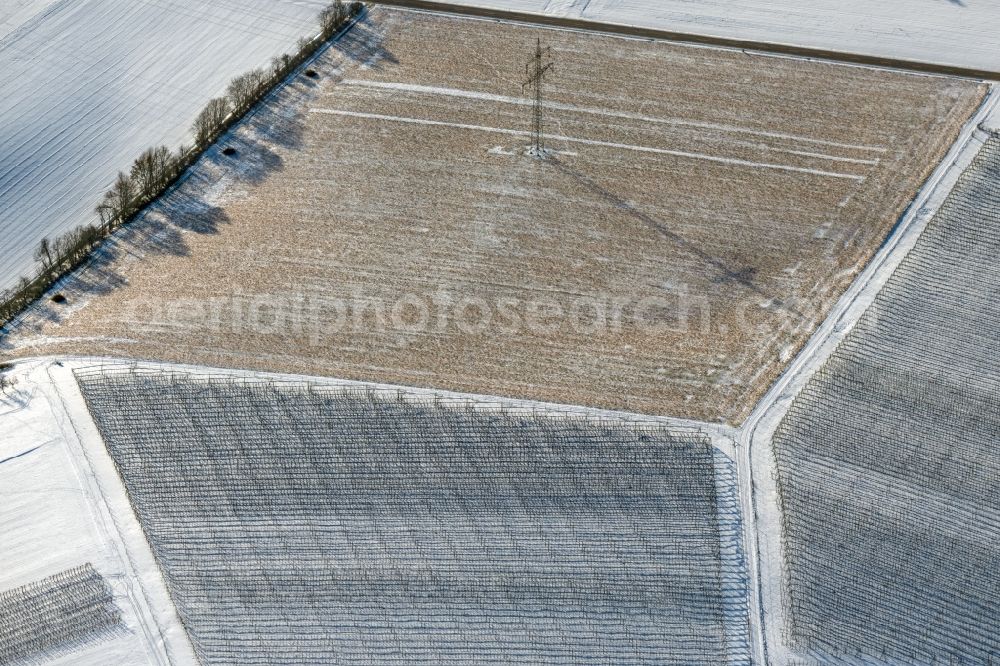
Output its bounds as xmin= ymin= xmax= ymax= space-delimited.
xmin=74 ymin=367 xmax=750 ymax=665
xmin=0 ymin=564 xmax=121 ymax=664
xmin=772 ymin=135 xmax=1000 ymax=664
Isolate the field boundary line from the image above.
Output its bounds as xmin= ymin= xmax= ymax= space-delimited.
xmin=72 ymin=356 xmax=737 ymax=445
xmin=8 ymin=354 xmax=736 ymax=450
xmin=372 ymin=0 xmax=1000 ymax=81
xmin=735 ymin=84 xmax=1000 ymax=665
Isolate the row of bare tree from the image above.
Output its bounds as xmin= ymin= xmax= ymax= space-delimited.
xmin=0 ymin=1 xmax=363 ymax=329
xmin=192 ymin=1 xmax=361 ymax=149
xmin=97 ymin=146 xmax=189 ymax=234
xmin=0 ymin=224 xmax=105 ymax=324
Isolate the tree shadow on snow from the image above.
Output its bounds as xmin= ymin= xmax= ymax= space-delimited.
xmin=0 ymin=385 xmax=33 ymax=412
xmin=328 ymin=15 xmax=399 ymax=70
xmin=0 ymin=14 xmax=389 ymax=347
xmin=0 ymin=175 xmax=231 ymax=346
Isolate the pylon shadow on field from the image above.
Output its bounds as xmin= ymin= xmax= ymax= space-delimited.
xmin=546 ymin=156 xmax=806 ymax=321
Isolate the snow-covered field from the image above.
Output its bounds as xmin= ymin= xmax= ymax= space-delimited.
xmin=0 ymin=0 xmax=54 ymax=42
xmin=434 ymin=0 xmax=1000 ymax=74
xmin=764 ymin=132 xmax=1000 ymax=664
xmin=740 ymin=96 xmax=999 ymax=665
xmin=72 ymin=361 xmax=747 ymax=664
xmin=0 ymin=361 xmax=196 ymax=665
xmin=0 ymin=0 xmax=328 ymax=292
xmin=0 ymin=356 xmax=743 ymax=665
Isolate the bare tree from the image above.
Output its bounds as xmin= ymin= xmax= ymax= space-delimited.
xmin=92 ymin=171 xmax=138 ymax=232
xmin=226 ymin=74 xmax=251 ymax=111
xmin=54 ymin=225 xmax=102 ymax=266
xmin=192 ymin=97 xmax=232 ymax=147
xmin=4 ymin=276 xmax=34 ymax=316
xmin=131 ymin=145 xmax=173 ymax=194
xmin=95 ymin=194 xmax=116 ymax=233
xmin=175 ymin=144 xmax=192 ymax=170
xmin=0 ymin=289 xmax=14 ymax=322
xmin=33 ymin=237 xmax=55 ymax=276
xmin=17 ymin=276 xmax=31 ymax=301
xmin=271 ymin=53 xmax=294 ymax=80
xmin=53 ymin=230 xmax=74 ymax=263
xmin=227 ymin=69 xmax=269 ymax=112
xmin=110 ymin=171 xmax=137 ymax=222
xmin=319 ymin=1 xmax=347 ymax=38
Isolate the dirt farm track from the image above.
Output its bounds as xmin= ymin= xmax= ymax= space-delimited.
xmin=1 ymin=6 xmax=985 ymax=423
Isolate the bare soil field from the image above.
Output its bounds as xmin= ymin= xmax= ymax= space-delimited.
xmin=0 ymin=6 xmax=984 ymax=423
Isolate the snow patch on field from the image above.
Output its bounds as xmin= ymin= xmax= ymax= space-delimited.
xmin=311 ymin=107 xmax=867 ymax=180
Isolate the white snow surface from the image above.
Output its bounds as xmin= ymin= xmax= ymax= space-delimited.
xmin=0 ymin=361 xmax=197 ymax=665
xmin=436 ymin=0 xmax=1000 ymax=73
xmin=0 ymin=0 xmax=57 ymax=43
xmin=0 ymin=0 xmax=327 ymax=292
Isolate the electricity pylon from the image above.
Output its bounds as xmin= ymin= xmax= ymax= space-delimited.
xmin=522 ymin=38 xmax=554 ymax=158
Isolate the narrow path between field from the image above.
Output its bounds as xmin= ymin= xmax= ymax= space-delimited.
xmin=735 ymin=83 xmax=999 ymax=665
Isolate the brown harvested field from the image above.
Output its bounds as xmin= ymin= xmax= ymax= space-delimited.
xmin=1 ymin=7 xmax=984 ymax=423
